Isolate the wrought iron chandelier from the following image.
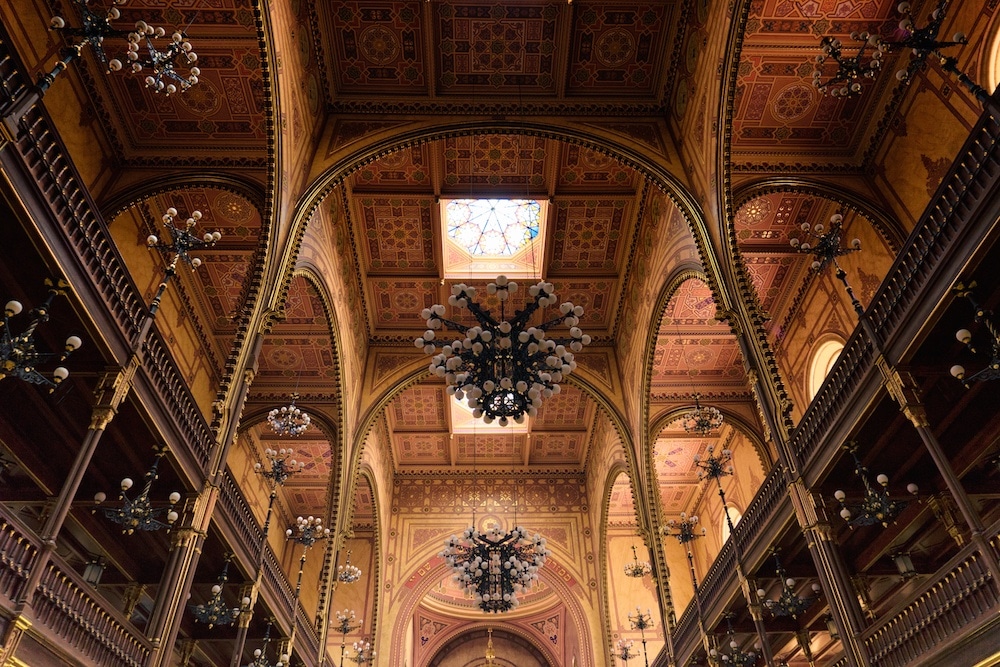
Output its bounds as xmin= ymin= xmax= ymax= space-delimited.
xmin=254 ymin=447 xmax=305 ymax=485
xmin=812 ymin=0 xmax=989 ymax=107
xmin=93 ymin=446 xmax=180 ymax=534
xmin=190 ymin=554 xmax=248 ymax=628
xmin=681 ymin=393 xmax=724 ymax=436
xmin=950 ymin=282 xmax=1000 ymax=386
xmin=628 ymin=607 xmax=655 ymax=667
xmin=268 ymin=393 xmax=311 ymax=436
xmin=337 ymin=549 xmax=363 ymax=584
xmin=789 ymin=213 xmax=861 ymax=274
xmin=347 ymin=639 xmax=375 ymax=665
xmin=416 ymin=275 xmax=591 ymax=425
xmin=711 ymin=612 xmax=758 ymax=666
xmin=756 ymin=550 xmax=821 ymax=618
xmin=45 ymin=1 xmax=199 ymax=94
xmin=833 ymin=445 xmax=918 ymax=528
xmin=334 ymin=609 xmax=362 ymax=667
xmin=615 ymin=638 xmax=638 ymax=665
xmin=126 ymin=21 xmax=200 ymax=94
xmin=623 ymin=544 xmax=652 ymax=579
xmin=0 ymin=280 xmax=82 ymax=390
xmin=247 ymin=621 xmax=289 ymax=667
xmin=440 ymin=524 xmax=550 ymax=613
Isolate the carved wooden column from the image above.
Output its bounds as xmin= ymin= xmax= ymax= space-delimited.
xmin=13 ymin=364 xmax=136 ymax=611
xmin=145 ymin=521 xmax=206 ymax=666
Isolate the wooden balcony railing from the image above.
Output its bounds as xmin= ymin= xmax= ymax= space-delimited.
xmin=0 ymin=508 xmax=151 ymax=666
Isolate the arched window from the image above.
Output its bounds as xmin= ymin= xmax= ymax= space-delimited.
xmin=721 ymin=505 xmax=743 ymax=544
xmin=988 ymin=21 xmax=1000 ymax=95
xmin=808 ymin=338 xmax=844 ymax=401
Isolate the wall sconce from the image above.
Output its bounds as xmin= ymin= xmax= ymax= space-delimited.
xmin=824 ymin=615 xmax=840 ymax=641
xmin=83 ymin=556 xmax=106 ymax=586
xmin=892 ymin=552 xmax=917 ymax=580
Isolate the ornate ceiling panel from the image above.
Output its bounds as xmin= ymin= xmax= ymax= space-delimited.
xmin=323 ymin=1 xmax=429 ymax=96
xmin=735 ymin=193 xmax=839 ymax=331
xmin=355 ymin=196 xmax=437 ymax=274
xmin=733 ymin=0 xmax=902 ymax=167
xmin=556 ymin=144 xmax=644 ymax=191
xmin=389 ymin=384 xmax=449 ymax=430
xmin=607 ymin=473 xmax=637 ymax=527
xmin=565 ymin=3 xmax=675 ymax=97
xmin=532 ymin=386 xmax=591 ymax=430
xmin=548 ymin=198 xmax=631 ymax=274
xmin=254 ymin=276 xmax=337 ymax=394
xmin=350 ymin=145 xmax=434 ymax=189
xmin=393 ymin=433 xmax=452 ymax=466
xmin=442 ymin=135 xmax=547 ymax=189
xmin=651 ymin=279 xmax=748 ymax=393
xmin=67 ymin=1 xmax=268 ymax=166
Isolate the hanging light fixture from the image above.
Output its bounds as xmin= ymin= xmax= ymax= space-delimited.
xmin=711 ymin=612 xmax=758 ymax=666
xmin=484 ymin=628 xmax=497 ymax=666
xmin=44 ymin=1 xmax=199 ymax=94
xmin=833 ymin=445 xmax=918 ymax=528
xmin=248 ymin=620 xmax=289 ymax=667
xmin=628 ymin=607 xmax=655 ymax=667
xmin=334 ymin=609 xmax=362 ymax=667
xmin=0 ymin=280 xmax=82 ymax=391
xmin=268 ymin=393 xmax=311 ymax=436
xmin=189 ymin=553 xmax=248 ymax=629
xmin=615 ymin=638 xmax=638 ymax=666
xmin=623 ymin=544 xmax=652 ymax=579
xmin=681 ymin=393 xmax=724 ymax=436
xmin=347 ymin=639 xmax=375 ymax=665
xmin=756 ymin=550 xmax=821 ymax=618
xmin=125 ymin=21 xmax=200 ymax=94
xmin=337 ymin=549 xmax=363 ymax=584
xmin=812 ymin=0 xmax=992 ymax=109
xmin=416 ymin=275 xmax=591 ymax=425
xmin=93 ymin=446 xmax=180 ymax=534
xmin=949 ymin=282 xmax=1000 ymax=386
xmin=892 ymin=551 xmax=918 ymax=580
xmin=440 ymin=523 xmax=550 ymax=613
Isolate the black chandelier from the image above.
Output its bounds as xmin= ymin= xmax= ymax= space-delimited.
xmin=247 ymin=620 xmax=288 ymax=667
xmin=950 ymin=282 xmax=1000 ymax=386
xmin=711 ymin=612 xmax=758 ymax=666
xmin=268 ymin=393 xmax=311 ymax=437
xmin=812 ymin=0 xmax=992 ymax=109
xmin=628 ymin=607 xmax=655 ymax=667
xmin=44 ymin=0 xmax=199 ymax=94
xmin=190 ymin=554 xmax=248 ymax=629
xmin=334 ymin=609 xmax=362 ymax=667
xmin=440 ymin=524 xmax=550 ymax=613
xmin=93 ymin=446 xmax=181 ymax=534
xmin=337 ymin=549 xmax=363 ymax=584
xmin=789 ymin=213 xmax=861 ymax=274
xmin=756 ymin=550 xmax=820 ymax=618
xmin=623 ymin=544 xmax=652 ymax=579
xmin=416 ymin=275 xmax=591 ymax=425
xmin=615 ymin=638 xmax=639 ymax=666
xmin=0 ymin=280 xmax=82 ymax=391
xmin=681 ymin=393 xmax=724 ymax=436
xmin=833 ymin=445 xmax=918 ymax=528
xmin=347 ymin=639 xmax=375 ymax=665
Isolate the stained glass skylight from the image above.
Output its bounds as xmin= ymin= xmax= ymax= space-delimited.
xmin=446 ymin=199 xmax=540 ymax=256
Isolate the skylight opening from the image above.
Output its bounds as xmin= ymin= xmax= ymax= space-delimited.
xmin=441 ymin=197 xmax=548 ymax=279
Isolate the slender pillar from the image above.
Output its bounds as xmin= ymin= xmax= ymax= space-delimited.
xmin=145 ymin=522 xmax=205 ymax=666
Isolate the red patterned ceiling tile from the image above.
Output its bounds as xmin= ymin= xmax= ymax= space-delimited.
xmin=662 ymin=279 xmax=717 ymax=326
xmin=100 ymin=44 xmax=267 ymax=156
xmin=351 ymin=145 xmax=433 ymax=188
xmin=357 ymin=196 xmax=436 ymax=272
xmin=393 ymin=433 xmax=451 ymax=465
xmin=532 ymin=386 xmax=590 ymax=429
xmin=286 ymin=488 xmax=329 ymax=518
xmin=442 ymin=135 xmax=546 ymax=190
xmin=455 ymin=433 xmax=523 ymax=463
xmin=650 ymin=336 xmax=747 ymax=383
xmin=529 ymin=433 xmax=586 ymax=464
xmin=548 ymin=199 xmax=629 ymax=274
xmin=256 ymin=338 xmax=337 ymax=381
xmin=743 ymin=255 xmax=795 ymax=314
xmin=279 ymin=276 xmax=330 ymax=327
xmin=369 ymin=279 xmax=440 ymax=327
xmin=390 ymin=385 xmax=448 ymax=429
xmin=659 ymin=484 xmax=698 ymax=514
xmin=436 ymin=3 xmax=560 ymax=95
xmin=566 ymin=4 xmax=672 ymax=97
xmin=550 ymin=279 xmax=616 ymax=329
xmin=268 ymin=440 xmax=333 ymax=481
xmin=557 ymin=144 xmax=642 ymax=190
xmin=326 ymin=1 xmax=428 ymax=95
